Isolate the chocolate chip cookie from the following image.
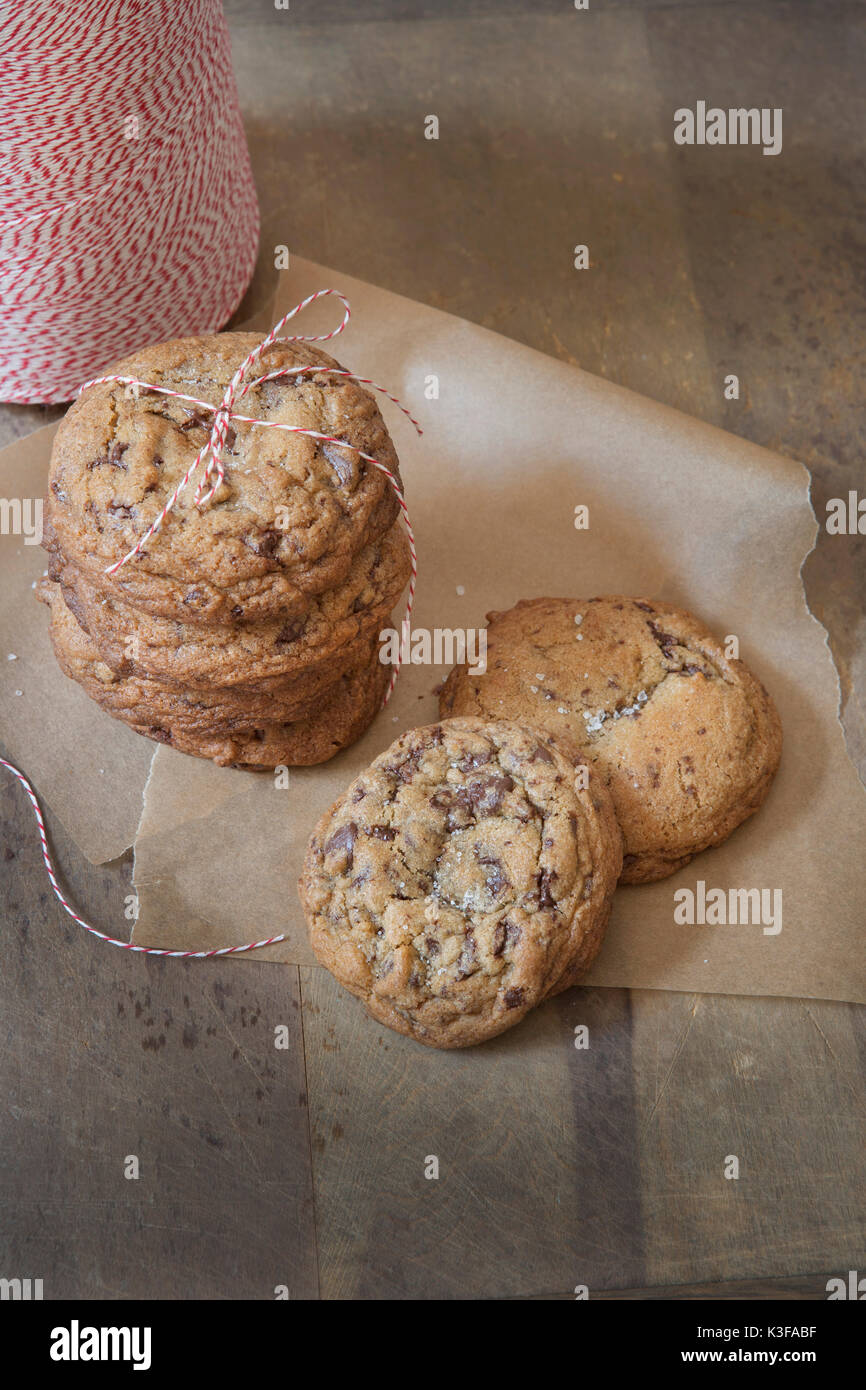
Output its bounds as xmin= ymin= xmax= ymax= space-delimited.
xmin=44 ymin=333 xmax=403 ymax=624
xmin=439 ymin=597 xmax=782 ymax=884
xmin=146 ymin=661 xmax=389 ymax=768
xmin=54 ymin=520 xmax=411 ymax=692
xmin=299 ymin=718 xmax=622 ymax=1048
xmin=39 ymin=579 xmax=382 ymax=734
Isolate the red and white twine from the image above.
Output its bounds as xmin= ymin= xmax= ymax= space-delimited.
xmin=0 ymin=757 xmax=289 ymax=957
xmin=1 ymin=291 xmax=420 ymax=958
xmin=0 ymin=0 xmax=259 ymax=402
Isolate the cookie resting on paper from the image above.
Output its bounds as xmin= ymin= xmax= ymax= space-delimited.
xmin=298 ymin=718 xmax=623 ymax=1049
xmin=439 ymin=597 xmax=782 ymax=884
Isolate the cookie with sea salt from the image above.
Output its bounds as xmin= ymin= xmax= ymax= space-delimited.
xmin=439 ymin=597 xmax=782 ymax=884
xmin=298 ymin=718 xmax=622 ymax=1048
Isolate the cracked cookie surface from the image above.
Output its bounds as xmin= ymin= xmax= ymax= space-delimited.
xmin=299 ymin=717 xmax=622 ymax=1048
xmin=439 ymin=597 xmax=782 ymax=884
xmin=44 ymin=333 xmax=402 ymax=624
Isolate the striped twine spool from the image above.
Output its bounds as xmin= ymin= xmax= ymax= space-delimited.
xmin=0 ymin=0 xmax=259 ymax=403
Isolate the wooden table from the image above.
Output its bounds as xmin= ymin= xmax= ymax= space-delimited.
xmin=2 ymin=1 xmax=863 ymax=1299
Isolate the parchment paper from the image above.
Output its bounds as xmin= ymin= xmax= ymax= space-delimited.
xmin=128 ymin=258 xmax=866 ymax=1004
xmin=1 ymin=258 xmax=862 ymax=999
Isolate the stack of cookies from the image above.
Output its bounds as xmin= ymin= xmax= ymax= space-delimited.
xmin=39 ymin=333 xmax=412 ymax=767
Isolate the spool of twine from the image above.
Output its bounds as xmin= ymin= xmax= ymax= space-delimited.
xmin=0 ymin=0 xmax=259 ymax=404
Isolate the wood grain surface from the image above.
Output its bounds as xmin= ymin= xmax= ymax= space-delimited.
xmin=1 ymin=1 xmax=863 ymax=1300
